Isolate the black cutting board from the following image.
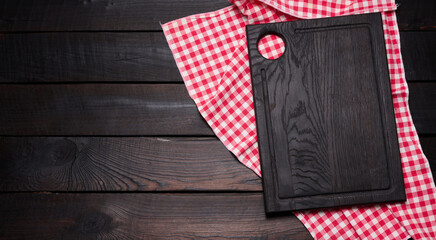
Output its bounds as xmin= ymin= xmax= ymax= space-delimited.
xmin=247 ymin=13 xmax=406 ymax=213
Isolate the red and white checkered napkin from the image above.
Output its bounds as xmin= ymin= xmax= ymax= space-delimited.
xmin=162 ymin=0 xmax=436 ymax=239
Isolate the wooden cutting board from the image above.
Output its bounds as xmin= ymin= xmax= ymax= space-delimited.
xmin=247 ymin=13 xmax=406 ymax=213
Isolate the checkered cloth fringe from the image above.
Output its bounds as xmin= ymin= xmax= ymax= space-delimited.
xmin=162 ymin=0 xmax=436 ymax=239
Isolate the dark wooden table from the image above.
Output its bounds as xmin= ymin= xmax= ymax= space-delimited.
xmin=0 ymin=0 xmax=434 ymax=239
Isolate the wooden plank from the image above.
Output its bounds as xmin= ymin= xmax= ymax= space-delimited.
xmin=0 ymin=137 xmax=261 ymax=191
xmin=0 ymin=83 xmax=434 ymax=135
xmin=0 ymin=193 xmax=312 ymax=239
xmin=0 ymin=136 xmax=434 ymax=192
xmin=400 ymin=32 xmax=436 ymax=81
xmin=0 ymin=0 xmax=231 ymax=32
xmin=420 ymin=137 xmax=436 ymax=179
xmin=409 ymin=83 xmax=436 ymax=134
xmin=247 ymin=13 xmax=405 ymax=213
xmin=0 ymin=0 xmax=433 ymax=32
xmin=396 ymin=0 xmax=436 ymax=30
xmin=0 ymin=84 xmax=212 ymax=135
xmin=0 ymin=32 xmax=182 ymax=83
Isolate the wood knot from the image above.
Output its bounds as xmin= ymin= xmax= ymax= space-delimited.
xmin=5 ymin=138 xmax=79 ymax=179
xmin=78 ymin=212 xmax=111 ymax=234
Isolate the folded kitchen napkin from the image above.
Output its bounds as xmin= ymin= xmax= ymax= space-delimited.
xmin=162 ymin=0 xmax=436 ymax=239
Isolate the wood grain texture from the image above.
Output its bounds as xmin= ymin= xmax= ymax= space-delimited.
xmin=0 ymin=84 xmax=212 ymax=135
xmin=409 ymin=83 xmax=436 ymax=134
xmin=0 ymin=193 xmax=312 ymax=240
xmin=396 ymin=0 xmax=436 ymax=30
xmin=0 ymin=137 xmax=261 ymax=191
xmin=0 ymin=136 xmax=434 ymax=193
xmin=400 ymin=32 xmax=436 ymax=81
xmin=248 ymin=13 xmax=405 ymax=212
xmin=0 ymin=0 xmax=231 ymax=32
xmin=0 ymin=32 xmax=182 ymax=83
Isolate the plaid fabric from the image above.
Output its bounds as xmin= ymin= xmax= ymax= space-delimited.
xmin=162 ymin=0 xmax=436 ymax=239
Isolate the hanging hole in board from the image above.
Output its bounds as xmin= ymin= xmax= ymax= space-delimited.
xmin=258 ymin=34 xmax=285 ymax=60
